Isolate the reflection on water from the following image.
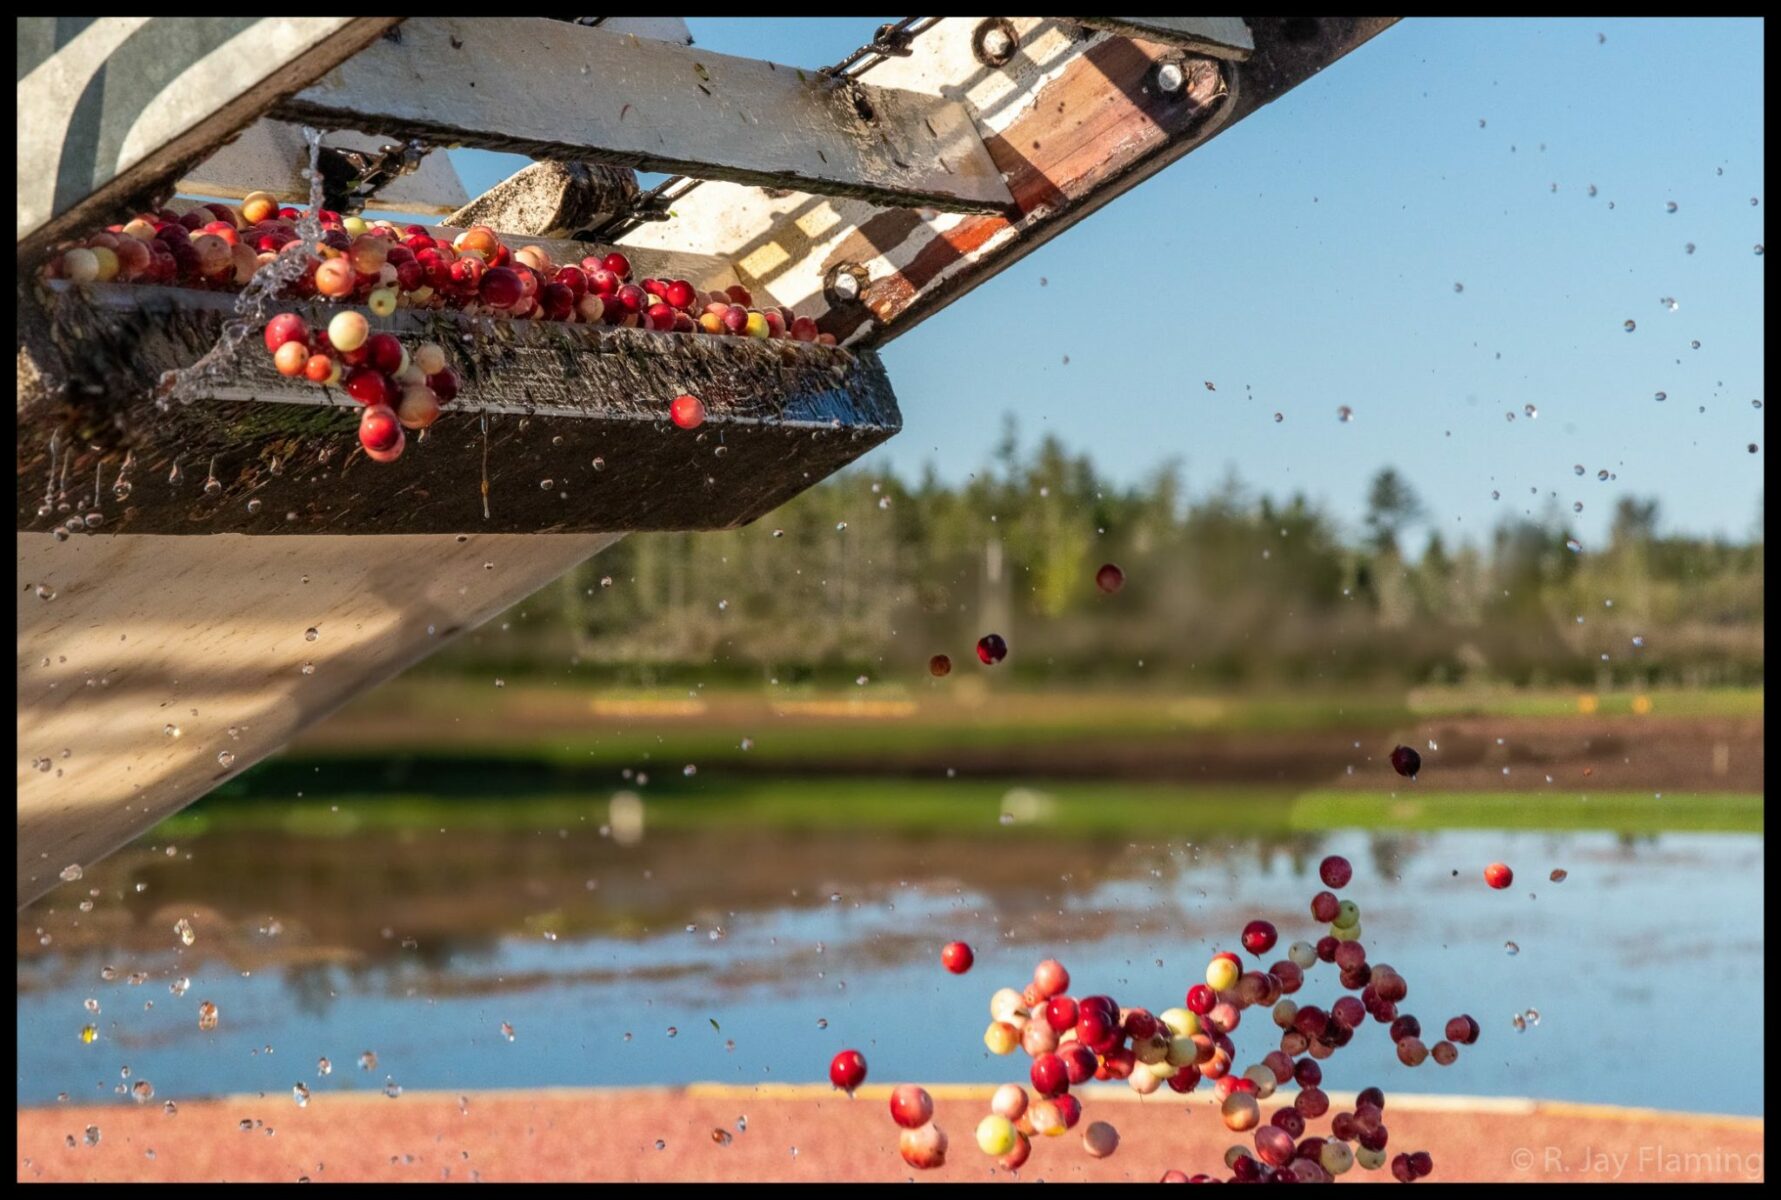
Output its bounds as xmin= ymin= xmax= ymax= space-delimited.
xmin=17 ymin=815 xmax=1762 ymax=1115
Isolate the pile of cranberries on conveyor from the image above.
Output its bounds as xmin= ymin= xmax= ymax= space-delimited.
xmin=39 ymin=192 xmax=833 ymax=463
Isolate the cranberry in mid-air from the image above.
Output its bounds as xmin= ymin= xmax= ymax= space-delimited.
xmin=1241 ymin=920 xmax=1278 ymax=955
xmin=940 ymin=941 xmax=974 ymax=974
xmin=1484 ymin=862 xmax=1514 ymax=890
xmin=976 ymin=634 xmax=1008 ymax=665
xmin=1095 ymin=563 xmax=1125 ymax=593
xmin=1390 ymin=745 xmax=1422 ymax=779
xmin=1319 ymin=855 xmax=1353 ymax=888
xmin=928 ymin=654 xmax=952 ymax=677
xmin=829 ymin=1049 xmax=867 ymax=1093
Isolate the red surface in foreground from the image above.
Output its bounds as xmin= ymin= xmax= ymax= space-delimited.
xmin=16 ymin=1088 xmax=1763 ymax=1183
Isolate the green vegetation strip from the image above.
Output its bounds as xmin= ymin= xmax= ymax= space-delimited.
xmin=157 ymin=782 xmax=1762 ymax=841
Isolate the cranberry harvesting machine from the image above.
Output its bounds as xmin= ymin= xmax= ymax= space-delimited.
xmin=16 ymin=16 xmax=1395 ymax=905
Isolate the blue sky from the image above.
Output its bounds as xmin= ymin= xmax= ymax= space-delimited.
xmin=451 ymin=18 xmax=1764 ymax=547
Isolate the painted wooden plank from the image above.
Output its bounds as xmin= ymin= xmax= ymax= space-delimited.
xmin=16 ymin=17 xmax=401 ymax=259
xmin=1073 ymin=17 xmax=1254 ymax=61
xmin=618 ymin=18 xmax=1398 ymax=348
xmin=19 ymin=282 xmax=899 ymax=537
xmin=273 ymin=17 xmax=1016 ymax=213
xmin=17 ymin=528 xmax=620 ymax=909
xmin=177 ymin=120 xmax=472 ymax=215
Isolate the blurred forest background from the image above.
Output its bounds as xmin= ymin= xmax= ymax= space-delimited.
xmin=421 ymin=424 xmax=1764 ymax=692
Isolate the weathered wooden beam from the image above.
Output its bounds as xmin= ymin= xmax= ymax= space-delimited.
xmin=19 ymin=282 xmax=899 ymax=537
xmin=1073 ymin=18 xmax=1254 ymax=61
xmin=16 ymin=17 xmax=402 ymax=260
xmin=446 ymin=161 xmax=640 ymax=240
xmin=618 ymin=18 xmax=1398 ymax=348
xmin=177 ymin=120 xmax=471 ymax=215
xmin=272 ymin=17 xmax=1017 ymax=214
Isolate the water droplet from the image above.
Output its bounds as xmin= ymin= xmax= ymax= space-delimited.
xmin=293 ymin=1082 xmax=310 ymax=1107
xmin=1666 ymin=201 xmax=1678 ymax=213
xmin=360 ymin=1050 xmax=378 ymax=1071
xmin=1512 ymin=1013 xmax=1527 ymax=1032
xmin=300 ymin=662 xmax=315 ymax=675
xmin=501 ymin=1022 xmax=515 ymax=1042
xmin=174 ymin=917 xmax=195 ymax=946
xmin=1565 ymin=538 xmax=1583 ymax=554
xmin=1273 ymin=413 xmax=1284 ymax=423
xmin=655 ymin=1140 xmax=666 ymax=1151
xmin=169 ymin=977 xmax=189 ymax=996
xmin=1597 ymin=469 xmax=1610 ymax=482
xmin=163 ymin=1101 xmax=177 ymax=1116
xmin=1573 ymin=502 xmax=1584 ymax=513
xmin=1624 ymin=320 xmax=1636 ymax=333
xmin=1523 ymin=404 xmax=1537 ymax=418
xmin=712 ymin=1129 xmax=733 ymax=1146
xmin=84 ymin=1126 xmax=101 ymax=1147
xmin=591 ymin=457 xmax=605 ymax=471
xmin=36 ymin=584 xmax=57 ymax=601
xmin=1655 ymin=391 xmax=1667 ymax=402
xmin=1336 ymin=406 xmax=1354 ymax=422
xmin=246 ymin=499 xmax=262 ymax=515
xmin=59 ymin=864 xmax=83 ymax=882
xmin=217 ymin=750 xmax=235 ymax=768
xmin=540 ymin=479 xmax=554 ymax=490
xmin=599 ymin=576 xmax=613 ymax=589
xmin=835 ymin=521 xmax=848 ymax=532
xmin=739 ymin=737 xmax=754 ymax=751
xmin=1525 ymin=1008 xmax=1541 ymax=1026
xmin=1453 ymin=282 xmax=1464 ymax=293
xmin=197 ymin=1001 xmax=219 ymax=1031
xmin=318 ymin=1057 xmax=332 ymax=1076
xmin=1549 ymin=868 xmax=1568 ymax=882
xmin=1504 ymin=941 xmax=1520 ymax=956
xmin=384 ymin=1078 xmax=402 ymax=1099
xmin=304 ymin=627 xmax=319 ymax=642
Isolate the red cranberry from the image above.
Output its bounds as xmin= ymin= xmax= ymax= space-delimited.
xmin=940 ymin=941 xmax=973 ymax=974
xmin=1030 ymin=1052 xmax=1069 ymax=1097
xmin=670 ymin=394 xmax=705 ymax=429
xmin=427 ymin=368 xmax=460 ymax=404
xmin=828 ymin=1049 xmax=866 ymax=1093
xmin=976 ymin=634 xmax=1008 ymax=665
xmin=357 ymin=404 xmax=401 ymax=453
xmin=343 ymin=366 xmax=392 ymax=407
xmin=480 ymin=266 xmax=523 ymax=308
xmin=1241 ymin=920 xmax=1278 ymax=955
xmin=602 ymin=252 xmax=631 ymax=280
xmin=1389 ymin=745 xmax=1422 ymax=778
xmin=1044 ymin=996 xmax=1078 ymax=1033
xmin=1444 ymin=1015 xmax=1480 ymax=1045
xmin=1186 ymin=984 xmax=1215 ymax=1015
xmin=1094 ymin=562 xmax=1125 ymax=593
xmin=1318 ymin=855 xmax=1353 ymax=888
xmin=928 ymin=654 xmax=951 ymax=677
xmin=1484 ymin=862 xmax=1514 ymax=889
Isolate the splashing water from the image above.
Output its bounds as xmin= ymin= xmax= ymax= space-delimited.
xmin=156 ymin=127 xmax=328 ymax=408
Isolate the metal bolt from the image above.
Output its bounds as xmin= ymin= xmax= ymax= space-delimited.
xmin=1156 ymin=61 xmax=1186 ymax=95
xmin=972 ymin=19 xmax=1020 ymax=68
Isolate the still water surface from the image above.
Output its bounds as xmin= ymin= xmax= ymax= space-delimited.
xmin=17 ymin=810 xmax=1762 ymax=1115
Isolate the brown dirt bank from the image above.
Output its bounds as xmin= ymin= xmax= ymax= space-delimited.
xmin=18 ymin=1086 xmax=1763 ymax=1183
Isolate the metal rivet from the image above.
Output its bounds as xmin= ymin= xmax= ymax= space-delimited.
xmin=824 ymin=263 xmax=869 ymax=306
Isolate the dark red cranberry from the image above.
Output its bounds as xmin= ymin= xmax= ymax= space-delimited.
xmin=1389 ymin=745 xmax=1422 ymax=778
xmin=975 ymin=633 xmax=1007 ymax=665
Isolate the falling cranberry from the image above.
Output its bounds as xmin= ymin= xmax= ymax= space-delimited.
xmin=1185 ymin=984 xmax=1215 ymax=1015
xmin=670 ymin=394 xmax=706 ymax=429
xmin=1483 ymin=862 xmax=1514 ymax=890
xmin=829 ymin=1049 xmax=867 ymax=1094
xmin=940 ymin=941 xmax=974 ymax=974
xmin=928 ymin=654 xmax=952 ymax=678
xmin=1241 ymin=920 xmax=1278 ymax=955
xmin=1095 ymin=563 xmax=1125 ymax=593
xmin=1390 ymin=745 xmax=1422 ymax=779
xmin=976 ymin=634 xmax=1008 ymax=665
xmin=1318 ymin=855 xmax=1353 ymax=889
